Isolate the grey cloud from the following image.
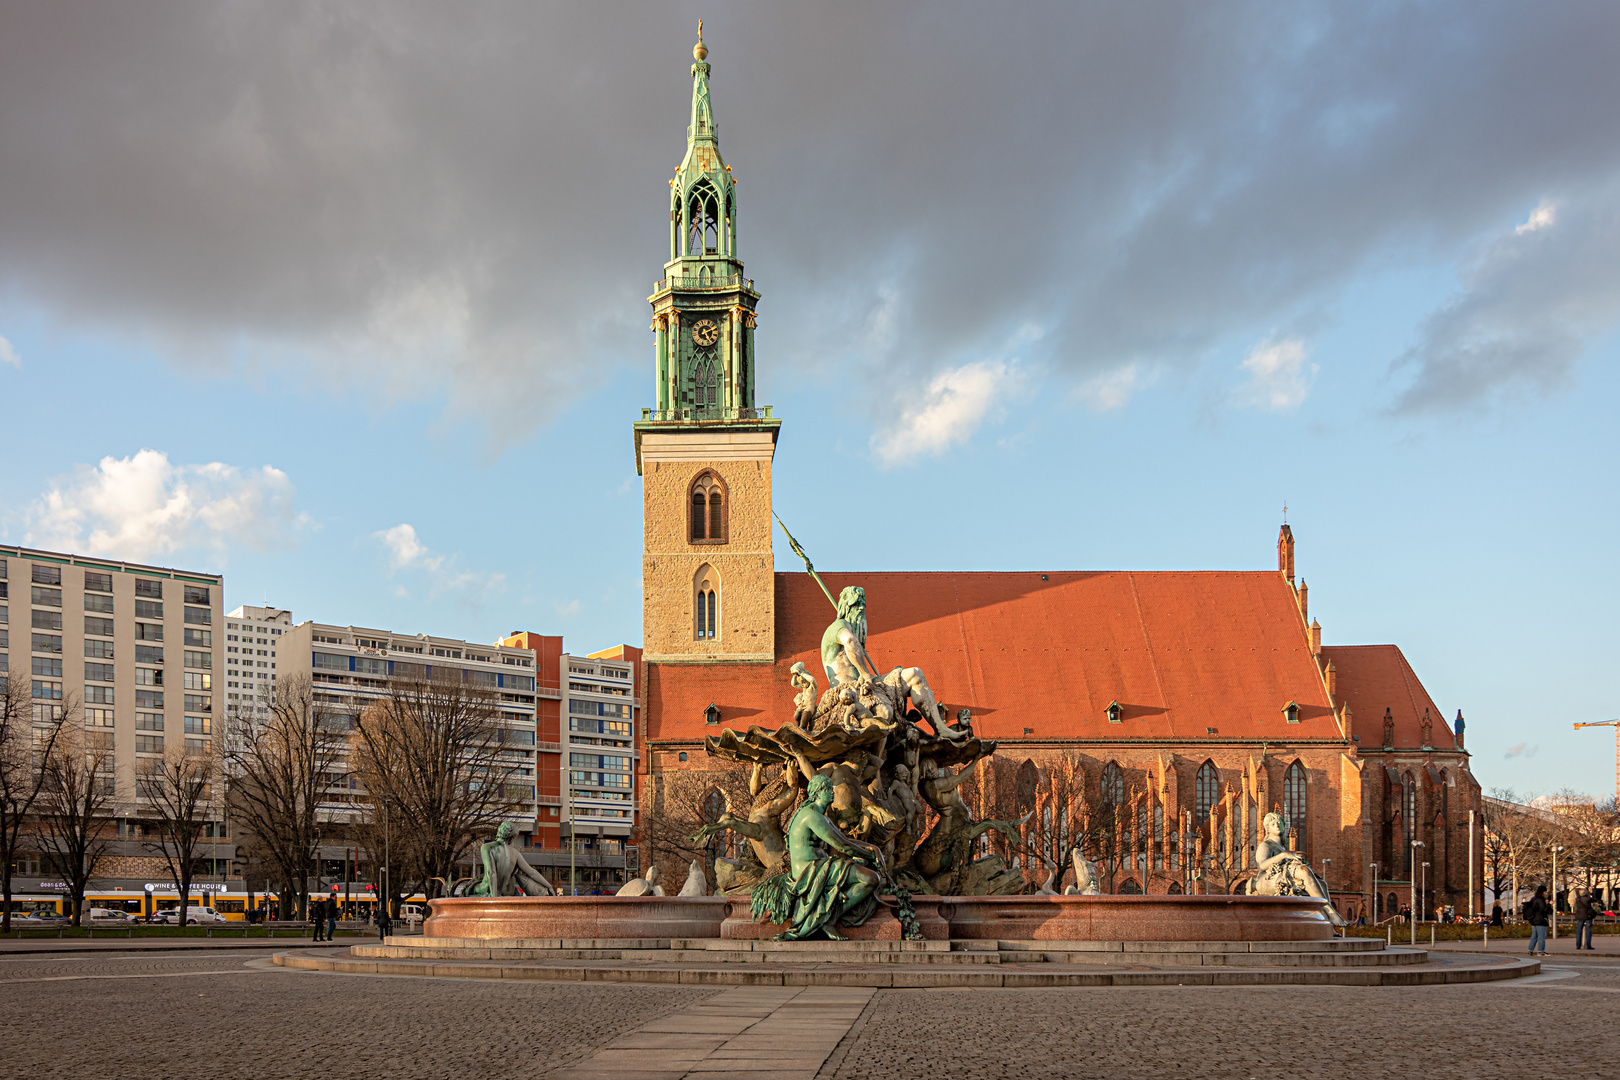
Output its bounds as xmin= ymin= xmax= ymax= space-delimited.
xmin=1391 ymin=185 xmax=1620 ymax=412
xmin=1 ymin=1 xmax=1617 ymax=447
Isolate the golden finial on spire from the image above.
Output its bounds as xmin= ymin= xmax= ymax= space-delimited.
xmin=694 ymin=19 xmax=708 ymax=61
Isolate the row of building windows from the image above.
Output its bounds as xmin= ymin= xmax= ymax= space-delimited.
xmin=4 ymin=562 xmax=211 ymax=602
xmin=569 ymin=717 xmax=632 ymax=737
xmin=568 ymin=700 xmax=632 ymax=719
xmin=569 ymin=753 xmax=631 ymax=770
xmin=29 ymin=620 xmax=215 ymax=647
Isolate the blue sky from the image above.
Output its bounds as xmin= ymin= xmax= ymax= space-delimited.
xmin=1 ymin=2 xmax=1617 ymax=799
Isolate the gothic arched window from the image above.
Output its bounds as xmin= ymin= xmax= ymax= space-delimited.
xmin=1137 ymin=801 xmax=1151 ymax=872
xmin=692 ymin=356 xmax=719 ymax=409
xmin=1195 ymin=761 xmax=1219 ymax=826
xmin=1402 ymin=772 xmax=1417 ymax=872
xmin=1016 ymin=759 xmax=1041 ymax=812
xmin=1119 ymin=878 xmax=1142 ymax=895
xmin=694 ymin=563 xmax=719 ymax=641
xmin=1100 ymin=761 xmax=1124 ymax=808
xmin=1283 ymin=761 xmax=1307 ymax=849
xmin=688 ymin=182 xmax=720 ymax=254
xmin=700 ymin=787 xmax=731 ymax=858
xmin=689 ymin=472 xmax=727 ymax=544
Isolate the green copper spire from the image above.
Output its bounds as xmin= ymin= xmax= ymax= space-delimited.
xmin=689 ymin=21 xmax=716 ymax=149
xmin=670 ymin=20 xmax=735 ymax=266
xmin=637 ymin=23 xmax=777 ymax=447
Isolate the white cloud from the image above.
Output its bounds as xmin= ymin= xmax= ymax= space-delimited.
xmin=0 ymin=335 xmax=18 ymax=367
xmin=372 ymin=523 xmax=504 ymax=607
xmin=375 ymin=523 xmax=443 ymax=572
xmin=1504 ymin=742 xmax=1539 ymax=759
xmin=1516 ymin=198 xmax=1558 ymax=235
xmin=1076 ymin=364 xmax=1153 ymax=412
xmin=1238 ymin=337 xmax=1316 ymax=411
xmin=871 ymin=360 xmax=1019 ymax=466
xmin=553 ymin=599 xmax=583 ymax=619
xmin=24 ymin=449 xmax=305 ymax=563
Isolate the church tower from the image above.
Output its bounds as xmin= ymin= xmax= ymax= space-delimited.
xmin=635 ymin=26 xmax=779 ymax=664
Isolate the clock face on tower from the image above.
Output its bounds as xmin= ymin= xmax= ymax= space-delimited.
xmin=691 ymin=319 xmax=720 ymax=347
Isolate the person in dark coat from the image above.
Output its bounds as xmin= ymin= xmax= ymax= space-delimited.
xmin=1524 ymin=885 xmax=1551 ymax=956
xmin=1572 ymin=887 xmax=1596 ymax=950
xmin=376 ymin=903 xmax=391 ymax=942
xmin=311 ymin=897 xmax=326 ymax=941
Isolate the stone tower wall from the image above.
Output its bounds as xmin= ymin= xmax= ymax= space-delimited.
xmin=641 ymin=430 xmax=776 ymax=662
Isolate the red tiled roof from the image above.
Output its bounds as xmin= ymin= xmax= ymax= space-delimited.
xmin=1320 ymin=644 xmax=1456 ymax=751
xmin=646 ymin=571 xmax=1341 ymax=744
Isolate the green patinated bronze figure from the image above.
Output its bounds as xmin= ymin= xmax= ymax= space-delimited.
xmin=461 ymin=822 xmax=556 ymax=897
xmin=749 ymin=774 xmax=883 ymax=940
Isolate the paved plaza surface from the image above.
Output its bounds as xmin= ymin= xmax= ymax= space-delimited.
xmin=0 ymin=947 xmax=1617 ymax=1079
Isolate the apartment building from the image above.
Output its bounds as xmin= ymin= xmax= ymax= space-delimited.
xmin=222 ymin=605 xmax=293 ymax=726
xmin=497 ymin=633 xmax=641 ymax=891
xmin=0 ymin=544 xmax=225 ymax=888
xmin=275 ymin=621 xmax=542 ymax=841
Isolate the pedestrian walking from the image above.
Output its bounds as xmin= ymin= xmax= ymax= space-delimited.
xmin=327 ymin=895 xmax=339 ymax=941
xmin=1524 ymin=885 xmax=1551 ymax=955
xmin=1490 ymin=902 xmax=1503 ymax=927
xmin=1572 ymin=887 xmax=1595 ymax=950
xmin=377 ymin=903 xmax=391 ymax=942
xmin=311 ymin=897 xmax=326 ymax=942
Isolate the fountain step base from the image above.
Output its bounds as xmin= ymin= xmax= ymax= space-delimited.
xmin=355 ymin=936 xmax=1426 ymax=967
xmin=273 ymin=943 xmax=1540 ymax=988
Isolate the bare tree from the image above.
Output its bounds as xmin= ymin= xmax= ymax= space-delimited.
xmin=141 ymin=742 xmax=217 ymax=927
xmin=638 ymin=761 xmax=756 ymax=890
xmin=36 ymin=722 xmax=114 ymax=925
xmin=0 ymin=674 xmax=72 ymax=932
xmin=226 ymin=675 xmax=346 ymax=921
xmin=350 ymin=672 xmax=525 ymax=901
xmin=1483 ymin=789 xmax=1553 ymax=917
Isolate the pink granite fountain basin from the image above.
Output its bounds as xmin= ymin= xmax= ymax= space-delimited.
xmin=720 ymin=894 xmax=951 ymax=940
xmin=424 ymin=895 xmax=728 ymax=940
xmin=425 ymin=893 xmax=1331 ymax=943
xmin=940 ymin=894 xmax=1335 ymax=941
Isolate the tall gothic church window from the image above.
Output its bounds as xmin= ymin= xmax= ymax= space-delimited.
xmin=1283 ymin=761 xmax=1307 ymax=848
xmin=1195 ymin=761 xmax=1219 ymax=826
xmin=1100 ymin=761 xmax=1124 ymax=807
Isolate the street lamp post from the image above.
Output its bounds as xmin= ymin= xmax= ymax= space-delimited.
xmin=1421 ymin=862 xmax=1430 ymax=922
xmin=1370 ymin=862 xmax=1379 ymax=922
xmin=1410 ymin=840 xmax=1425 ymax=944
xmin=1468 ymin=809 xmax=1477 ymax=921
xmin=1551 ymin=844 xmax=1565 ymax=940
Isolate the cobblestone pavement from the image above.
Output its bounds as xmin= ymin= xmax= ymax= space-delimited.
xmin=0 ymin=951 xmax=714 ymax=1078
xmin=825 ymin=972 xmax=1620 ymax=1080
xmin=1 ymin=952 xmax=1617 ymax=1078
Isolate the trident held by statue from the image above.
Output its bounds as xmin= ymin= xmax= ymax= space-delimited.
xmin=774 ymin=512 xmax=839 ymax=612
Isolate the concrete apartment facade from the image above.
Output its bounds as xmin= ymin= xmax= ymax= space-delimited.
xmin=275 ymin=620 xmax=542 ymax=843
xmin=1 ymin=544 xmax=226 ymax=892
xmin=496 ymin=633 xmax=643 ymax=892
xmin=222 ymin=604 xmax=293 ymax=729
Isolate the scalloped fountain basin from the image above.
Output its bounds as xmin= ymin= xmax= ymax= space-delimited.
xmin=424 ymin=895 xmax=728 ymax=940
xmin=424 ymin=893 xmax=1332 ymax=942
xmin=941 ymin=894 xmax=1335 ymax=941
